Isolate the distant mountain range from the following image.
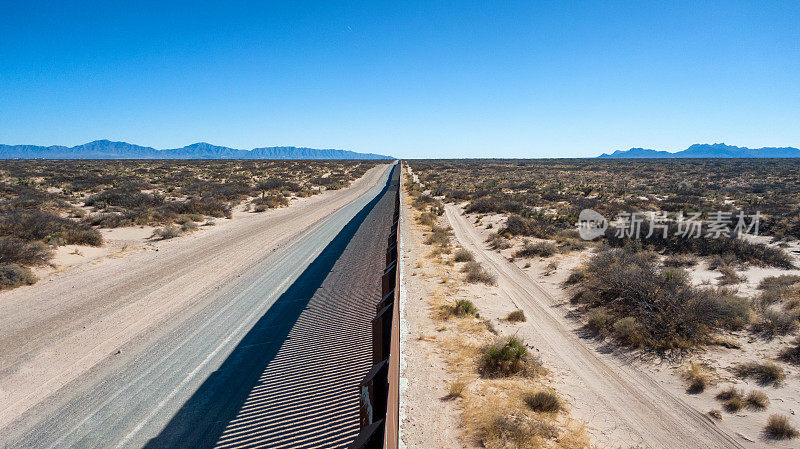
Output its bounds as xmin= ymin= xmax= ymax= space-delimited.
xmin=598 ymin=143 xmax=800 ymax=158
xmin=0 ymin=140 xmax=392 ymax=160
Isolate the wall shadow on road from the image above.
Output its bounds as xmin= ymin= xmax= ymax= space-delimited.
xmin=143 ymin=165 xmax=397 ymax=449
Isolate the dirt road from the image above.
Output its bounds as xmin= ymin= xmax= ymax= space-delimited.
xmin=445 ymin=204 xmax=748 ymax=449
xmin=0 ymin=163 xmax=395 ymax=448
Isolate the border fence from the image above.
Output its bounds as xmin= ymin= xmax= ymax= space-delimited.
xmin=349 ymin=167 xmax=401 ymax=449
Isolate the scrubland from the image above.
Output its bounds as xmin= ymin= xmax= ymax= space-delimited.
xmin=0 ymin=159 xmax=380 ymax=289
xmin=406 ymin=159 xmax=800 ymax=446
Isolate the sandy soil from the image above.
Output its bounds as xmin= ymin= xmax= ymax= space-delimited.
xmin=0 ymin=164 xmax=391 ymax=433
xmin=399 ymin=176 xmax=466 ymax=449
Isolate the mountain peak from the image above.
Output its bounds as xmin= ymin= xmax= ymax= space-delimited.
xmin=599 ymin=143 xmax=800 ymax=159
xmin=0 ymin=140 xmax=392 ymax=160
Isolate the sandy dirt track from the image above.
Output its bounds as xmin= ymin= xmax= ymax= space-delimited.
xmin=0 ymin=164 xmax=391 ymax=443
xmin=444 ymin=204 xmax=749 ymax=449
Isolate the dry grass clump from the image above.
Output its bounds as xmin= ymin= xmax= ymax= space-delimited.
xmin=480 ymin=337 xmax=543 ymax=378
xmin=482 ymin=410 xmax=559 ymax=448
xmin=716 ymin=386 xmax=746 ymax=413
xmin=524 ymin=390 xmax=562 ymax=413
xmin=708 ymin=409 xmax=723 ymax=420
xmin=505 ymin=309 xmax=526 ymax=323
xmin=683 ymin=363 xmax=713 ymax=394
xmin=718 ymin=265 xmax=746 ymax=285
xmin=745 ymin=390 xmax=770 ymax=410
xmin=571 ymin=246 xmax=750 ymax=350
xmin=765 ymin=414 xmax=799 ymax=440
xmin=445 ymin=380 xmax=467 ymax=400
xmin=586 ymin=307 xmax=614 ymax=335
xmin=462 ymin=261 xmax=497 ymax=285
xmin=780 ymin=338 xmax=800 ymax=365
xmin=514 ymin=241 xmax=557 ymax=258
xmin=733 ymin=361 xmax=785 ymax=386
xmin=453 ymin=248 xmax=474 ymax=262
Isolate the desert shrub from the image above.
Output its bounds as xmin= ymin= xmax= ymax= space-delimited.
xmin=753 ymin=309 xmax=799 ymax=337
xmin=505 ymin=309 xmax=526 ymax=323
xmin=453 ymin=299 xmax=477 ymax=317
xmin=462 ymin=261 xmax=497 ymax=285
xmin=180 ymin=221 xmax=198 ymax=232
xmin=734 ymin=361 xmax=785 ymax=386
xmin=424 ymin=225 xmax=452 ymax=247
xmin=252 ymin=193 xmax=289 ymax=209
xmin=486 ymin=232 xmax=511 ymax=250
xmin=746 ymin=390 xmax=770 ymax=410
xmin=84 ymin=188 xmax=163 ymax=209
xmin=0 ymin=210 xmax=102 ymax=246
xmin=607 ymin=223 xmax=794 ymax=268
xmin=416 ymin=211 xmax=437 ymax=227
xmin=480 ymin=337 xmax=542 ymax=378
xmin=765 ymin=414 xmax=799 ymax=440
xmin=612 ymin=317 xmax=647 ymax=347
xmin=524 ymin=391 xmax=561 ymax=413
xmin=503 ymin=214 xmax=566 ymax=239
xmin=256 ymin=178 xmax=285 ymax=191
xmin=564 ymin=268 xmax=585 ymax=285
xmin=411 ymin=194 xmax=435 ymax=211
xmin=571 ymin=246 xmax=750 ymax=349
xmin=780 ymin=339 xmax=800 ymax=365
xmin=708 ymin=409 xmax=722 ymax=420
xmin=0 ymin=263 xmax=37 ymax=289
xmin=586 ymin=307 xmax=614 ymax=335
xmin=514 ymin=241 xmax=557 ymax=258
xmin=759 ymin=275 xmax=800 ymax=290
xmin=453 ymin=248 xmax=474 ymax=262
xmin=152 ymin=225 xmax=181 ymax=240
xmin=0 ymin=237 xmax=52 ymax=265
xmin=466 ymin=196 xmax=524 ymax=215
xmin=663 ymin=254 xmax=698 ymax=267
xmin=718 ymin=265 xmax=745 ymax=285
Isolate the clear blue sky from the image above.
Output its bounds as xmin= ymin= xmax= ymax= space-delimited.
xmin=1 ymin=1 xmax=798 ymax=158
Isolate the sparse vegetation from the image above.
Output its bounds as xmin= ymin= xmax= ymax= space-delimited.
xmin=461 ymin=260 xmax=497 ymax=285
xmin=505 ymin=309 xmax=526 ymax=323
xmin=765 ymin=414 xmax=799 ymax=440
xmin=683 ymin=363 xmax=712 ymax=394
xmin=745 ymin=390 xmax=770 ymax=410
xmin=480 ymin=336 xmax=543 ymax=378
xmin=514 ymin=241 xmax=557 ymax=258
xmin=733 ymin=361 xmax=785 ymax=386
xmin=453 ymin=248 xmax=474 ymax=262
xmin=780 ymin=338 xmax=800 ymax=365
xmin=0 ymin=263 xmax=37 ymax=290
xmin=524 ymin=390 xmax=562 ymax=413
xmin=571 ymin=246 xmax=750 ymax=350
xmin=452 ymin=299 xmax=478 ymax=317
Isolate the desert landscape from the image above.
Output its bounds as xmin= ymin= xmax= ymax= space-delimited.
xmin=399 ymin=160 xmax=800 ymax=448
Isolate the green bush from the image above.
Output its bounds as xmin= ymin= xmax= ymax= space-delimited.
xmin=480 ymin=337 xmax=542 ymax=378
